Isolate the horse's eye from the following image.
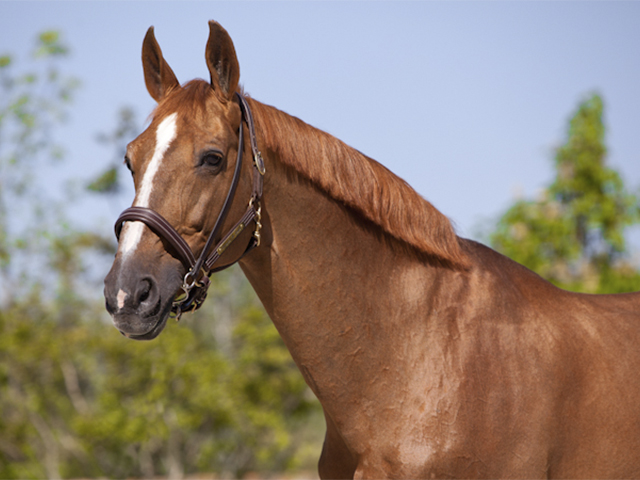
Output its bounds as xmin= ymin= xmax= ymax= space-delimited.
xmin=123 ymin=155 xmax=133 ymax=174
xmin=200 ymin=150 xmax=224 ymax=170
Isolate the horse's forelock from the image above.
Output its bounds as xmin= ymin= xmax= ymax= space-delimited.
xmin=151 ymin=79 xmax=216 ymax=123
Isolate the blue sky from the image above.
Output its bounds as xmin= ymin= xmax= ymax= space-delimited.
xmin=2 ymin=1 xmax=640 ymax=247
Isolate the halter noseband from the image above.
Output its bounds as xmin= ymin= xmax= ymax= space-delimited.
xmin=114 ymin=93 xmax=264 ymax=320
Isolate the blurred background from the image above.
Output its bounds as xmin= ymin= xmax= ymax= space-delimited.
xmin=1 ymin=2 xmax=639 ymax=478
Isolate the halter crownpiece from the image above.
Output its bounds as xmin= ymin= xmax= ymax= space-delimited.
xmin=114 ymin=93 xmax=264 ymax=320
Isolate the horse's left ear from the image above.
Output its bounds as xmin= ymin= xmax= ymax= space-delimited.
xmin=205 ymin=21 xmax=240 ymax=101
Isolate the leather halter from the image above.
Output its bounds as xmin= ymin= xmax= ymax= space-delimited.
xmin=114 ymin=93 xmax=265 ymax=320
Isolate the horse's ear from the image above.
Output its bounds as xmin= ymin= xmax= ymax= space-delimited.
xmin=205 ymin=21 xmax=240 ymax=101
xmin=142 ymin=26 xmax=180 ymax=102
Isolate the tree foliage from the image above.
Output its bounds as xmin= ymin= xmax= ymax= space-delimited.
xmin=490 ymin=93 xmax=640 ymax=293
xmin=0 ymin=30 xmax=82 ymax=303
xmin=0 ymin=271 xmax=322 ymax=479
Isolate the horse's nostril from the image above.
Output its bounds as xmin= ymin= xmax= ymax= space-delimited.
xmin=138 ymin=278 xmax=152 ymax=303
xmin=139 ymin=289 xmax=149 ymax=303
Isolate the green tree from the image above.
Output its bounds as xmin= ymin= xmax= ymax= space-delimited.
xmin=490 ymin=93 xmax=640 ymax=293
xmin=1 ymin=267 xmax=322 ymax=479
xmin=0 ymin=30 xmax=84 ymax=303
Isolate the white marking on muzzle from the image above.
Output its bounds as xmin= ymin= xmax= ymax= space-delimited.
xmin=119 ymin=112 xmax=178 ymax=255
xmin=117 ymin=289 xmax=128 ymax=310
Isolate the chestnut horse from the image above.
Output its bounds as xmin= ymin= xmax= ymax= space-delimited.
xmin=104 ymin=21 xmax=640 ymax=479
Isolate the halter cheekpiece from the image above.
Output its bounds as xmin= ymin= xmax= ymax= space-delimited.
xmin=114 ymin=93 xmax=264 ymax=320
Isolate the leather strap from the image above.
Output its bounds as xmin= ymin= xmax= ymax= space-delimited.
xmin=189 ymin=109 xmax=245 ymax=280
xmin=205 ymin=202 xmax=260 ymax=271
xmin=115 ymin=206 xmax=196 ymax=269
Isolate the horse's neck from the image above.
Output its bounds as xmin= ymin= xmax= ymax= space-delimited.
xmin=239 ymin=155 xmax=457 ymax=414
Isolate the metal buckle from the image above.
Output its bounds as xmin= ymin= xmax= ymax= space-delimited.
xmin=254 ymin=151 xmax=266 ymax=176
xmin=171 ymin=267 xmax=205 ymax=318
xmin=249 ymin=199 xmax=262 ymax=247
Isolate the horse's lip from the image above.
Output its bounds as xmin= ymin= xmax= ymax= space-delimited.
xmin=119 ymin=301 xmax=172 ymax=341
xmin=121 ymin=315 xmax=167 ymax=340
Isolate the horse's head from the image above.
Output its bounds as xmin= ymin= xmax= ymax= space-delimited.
xmin=104 ymin=21 xmax=261 ymax=340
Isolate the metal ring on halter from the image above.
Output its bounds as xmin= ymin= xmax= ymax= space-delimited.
xmin=172 ymin=266 xmax=204 ymax=310
xmin=182 ymin=268 xmax=206 ymax=291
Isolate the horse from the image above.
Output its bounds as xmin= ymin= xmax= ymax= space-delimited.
xmin=104 ymin=21 xmax=640 ymax=479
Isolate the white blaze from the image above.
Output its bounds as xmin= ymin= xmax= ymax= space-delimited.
xmin=119 ymin=113 xmax=178 ymax=256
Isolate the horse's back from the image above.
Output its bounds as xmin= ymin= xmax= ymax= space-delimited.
xmin=456 ymin=240 xmax=640 ymax=477
xmin=552 ymin=290 xmax=640 ymax=477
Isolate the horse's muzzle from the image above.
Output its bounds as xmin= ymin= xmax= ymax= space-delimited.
xmin=104 ymin=257 xmax=181 ymax=341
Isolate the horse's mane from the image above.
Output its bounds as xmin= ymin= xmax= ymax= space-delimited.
xmin=247 ymin=97 xmax=469 ymax=269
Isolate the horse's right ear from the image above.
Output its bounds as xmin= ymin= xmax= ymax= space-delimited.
xmin=142 ymin=26 xmax=180 ymax=102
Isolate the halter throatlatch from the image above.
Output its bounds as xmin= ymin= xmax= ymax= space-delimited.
xmin=114 ymin=93 xmax=264 ymax=320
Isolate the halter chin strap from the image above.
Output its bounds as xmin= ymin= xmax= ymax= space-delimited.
xmin=114 ymin=93 xmax=264 ymax=320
